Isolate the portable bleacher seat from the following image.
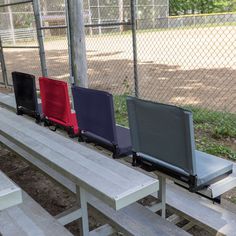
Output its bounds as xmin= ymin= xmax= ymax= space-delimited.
xmin=39 ymin=77 xmax=79 ymax=137
xmin=127 ymin=97 xmax=233 ymax=192
xmin=72 ymin=86 xmax=132 ymax=158
xmin=12 ymin=71 xmax=42 ymax=123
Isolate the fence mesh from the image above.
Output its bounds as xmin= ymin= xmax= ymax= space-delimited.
xmin=0 ymin=0 xmax=235 ymax=156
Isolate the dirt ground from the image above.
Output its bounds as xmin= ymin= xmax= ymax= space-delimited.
xmin=1 ymin=25 xmax=235 ymax=113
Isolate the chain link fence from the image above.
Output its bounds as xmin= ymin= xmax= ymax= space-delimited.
xmin=0 ymin=0 xmax=41 ymax=86
xmin=0 ymin=0 xmax=235 ymax=156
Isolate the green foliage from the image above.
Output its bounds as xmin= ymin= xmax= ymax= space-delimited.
xmin=197 ymin=138 xmax=236 ymax=160
xmin=114 ymin=95 xmax=129 ymax=126
xmin=187 ymin=106 xmax=236 ymax=138
xmin=113 ymin=95 xmax=236 ymax=160
xmin=169 ymin=0 xmax=236 ymax=16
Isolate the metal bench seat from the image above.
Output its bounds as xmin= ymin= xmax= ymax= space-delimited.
xmin=127 ymin=96 xmax=233 ymax=192
xmin=0 ymin=191 xmax=73 ymax=236
xmin=72 ymin=86 xmax=132 ymax=158
xmin=12 ymin=71 xmax=42 ymax=123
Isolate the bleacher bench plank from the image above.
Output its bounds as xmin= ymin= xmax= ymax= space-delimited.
xmin=0 ymin=107 xmax=158 ymax=211
xmin=0 ymin=93 xmax=15 ymax=112
xmin=0 ymin=191 xmax=72 ymax=236
xmin=166 ymin=183 xmax=236 ymax=236
xmin=89 ymin=195 xmax=190 ymax=236
xmin=0 ymin=170 xmax=22 ymax=211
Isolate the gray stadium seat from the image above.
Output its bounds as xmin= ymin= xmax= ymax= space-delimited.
xmin=127 ymin=96 xmax=233 ymax=192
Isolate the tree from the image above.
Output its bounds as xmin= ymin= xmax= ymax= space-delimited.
xmin=169 ymin=0 xmax=236 ymax=16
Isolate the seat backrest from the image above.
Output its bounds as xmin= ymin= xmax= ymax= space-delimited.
xmin=127 ymin=97 xmax=197 ymax=176
xmin=72 ymin=86 xmax=117 ymax=144
xmin=39 ymin=77 xmax=71 ymax=124
xmin=12 ymin=71 xmax=38 ymax=113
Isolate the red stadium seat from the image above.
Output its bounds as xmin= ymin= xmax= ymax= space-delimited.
xmin=39 ymin=77 xmax=79 ymax=137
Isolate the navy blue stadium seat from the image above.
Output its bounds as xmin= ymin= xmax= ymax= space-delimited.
xmin=127 ymin=96 xmax=233 ymax=192
xmin=12 ymin=71 xmax=42 ymax=123
xmin=72 ymin=86 xmax=132 ymax=158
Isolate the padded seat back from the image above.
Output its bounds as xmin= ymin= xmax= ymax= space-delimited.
xmin=39 ymin=77 xmax=72 ymax=125
xmin=72 ymin=86 xmax=117 ymax=144
xmin=12 ymin=71 xmax=39 ymax=113
xmin=127 ymin=97 xmax=197 ymax=176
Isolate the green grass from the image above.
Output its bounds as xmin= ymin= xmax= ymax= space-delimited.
xmin=114 ymin=95 xmax=236 ymax=160
xmin=187 ymin=106 xmax=236 ymax=139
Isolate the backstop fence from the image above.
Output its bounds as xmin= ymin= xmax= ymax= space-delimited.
xmin=0 ymin=0 xmax=235 ymax=137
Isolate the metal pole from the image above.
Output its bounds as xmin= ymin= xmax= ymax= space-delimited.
xmin=32 ymin=0 xmax=48 ymax=77
xmin=152 ymin=0 xmax=155 ymax=28
xmin=67 ymin=0 xmax=88 ymax=88
xmin=130 ymin=0 xmax=139 ymax=97
xmin=0 ymin=0 xmax=32 ymax=8
xmin=119 ymin=0 xmax=124 ymax=32
xmin=64 ymin=0 xmax=73 ymax=83
xmin=87 ymin=0 xmax=93 ymax=35
xmin=0 ymin=38 xmax=8 ymax=88
xmin=6 ymin=0 xmax=16 ymax=45
xmin=158 ymin=176 xmax=166 ymax=219
xmin=97 ymin=0 xmax=102 ymax=35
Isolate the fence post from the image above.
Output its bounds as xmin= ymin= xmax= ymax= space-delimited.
xmin=119 ymin=0 xmax=124 ymax=32
xmin=0 ymin=37 xmax=8 ymax=88
xmin=67 ymin=0 xmax=88 ymax=88
xmin=6 ymin=0 xmax=16 ymax=45
xmin=32 ymin=0 xmax=48 ymax=77
xmin=97 ymin=0 xmax=102 ymax=35
xmin=64 ymin=0 xmax=73 ymax=83
xmin=130 ymin=0 xmax=139 ymax=97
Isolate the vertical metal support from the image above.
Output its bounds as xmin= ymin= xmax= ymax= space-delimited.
xmin=119 ymin=0 xmax=124 ymax=32
xmin=152 ymin=0 xmax=155 ymax=28
xmin=6 ymin=0 xmax=16 ymax=45
xmin=87 ymin=0 xmax=93 ymax=36
xmin=158 ymin=176 xmax=166 ymax=219
xmin=0 ymin=38 xmax=8 ymax=88
xmin=97 ymin=0 xmax=102 ymax=35
xmin=32 ymin=0 xmax=48 ymax=77
xmin=130 ymin=0 xmax=139 ymax=97
xmin=67 ymin=0 xmax=88 ymax=88
xmin=76 ymin=186 xmax=89 ymax=236
xmin=64 ymin=0 xmax=73 ymax=84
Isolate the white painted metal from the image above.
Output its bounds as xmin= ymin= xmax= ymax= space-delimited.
xmin=146 ymin=202 xmax=163 ymax=212
xmin=0 ymin=191 xmax=73 ymax=236
xmin=145 ymin=176 xmax=166 ymax=218
xmin=0 ymin=170 xmax=22 ymax=211
xmin=0 ymin=28 xmax=36 ymax=43
xmin=55 ymin=207 xmax=82 ymax=226
xmin=0 ymin=93 xmax=16 ymax=111
xmin=89 ymin=224 xmax=116 ymax=236
xmin=158 ymin=176 xmax=166 ymax=218
xmin=78 ymin=187 xmax=90 ymax=236
xmin=167 ymin=214 xmax=183 ymax=224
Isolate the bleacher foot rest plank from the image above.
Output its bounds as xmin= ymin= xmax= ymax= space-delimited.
xmin=0 ymin=191 xmax=73 ymax=236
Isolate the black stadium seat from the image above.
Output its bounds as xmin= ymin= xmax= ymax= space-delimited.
xmin=12 ymin=71 xmax=42 ymax=123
